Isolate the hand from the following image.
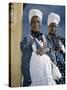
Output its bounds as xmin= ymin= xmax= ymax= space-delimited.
xmin=36 ymin=47 xmax=44 ymax=56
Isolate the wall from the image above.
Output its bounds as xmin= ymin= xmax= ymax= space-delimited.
xmin=9 ymin=3 xmax=23 ymax=87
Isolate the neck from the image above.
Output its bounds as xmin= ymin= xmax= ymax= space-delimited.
xmin=31 ymin=30 xmax=39 ymax=33
xmin=48 ymin=33 xmax=56 ymax=36
xmin=31 ymin=30 xmax=40 ymax=37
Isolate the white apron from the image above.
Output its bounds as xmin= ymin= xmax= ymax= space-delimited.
xmin=30 ymin=37 xmax=56 ymax=86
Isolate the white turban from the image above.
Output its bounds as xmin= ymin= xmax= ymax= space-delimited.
xmin=48 ymin=12 xmax=60 ymax=26
xmin=29 ymin=9 xmax=43 ymax=23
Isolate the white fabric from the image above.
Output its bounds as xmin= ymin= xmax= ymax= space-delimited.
xmin=48 ymin=12 xmax=60 ymax=26
xmin=42 ymin=35 xmax=47 ymax=44
xmin=51 ymin=61 xmax=62 ymax=80
xmin=61 ymin=44 xmax=65 ymax=53
xmin=30 ymin=53 xmax=56 ymax=86
xmin=29 ymin=34 xmax=47 ymax=48
xmin=29 ymin=9 xmax=43 ymax=23
xmin=32 ymin=42 xmax=37 ymax=52
xmin=30 ymin=39 xmax=56 ymax=86
xmin=59 ymin=41 xmax=65 ymax=53
xmin=35 ymin=38 xmax=44 ymax=47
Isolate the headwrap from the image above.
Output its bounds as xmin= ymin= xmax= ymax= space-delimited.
xmin=29 ymin=9 xmax=43 ymax=23
xmin=48 ymin=12 xmax=60 ymax=26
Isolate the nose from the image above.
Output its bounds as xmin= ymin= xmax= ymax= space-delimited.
xmin=52 ymin=26 xmax=57 ymax=31
xmin=52 ymin=26 xmax=55 ymax=29
xmin=34 ymin=22 xmax=38 ymax=26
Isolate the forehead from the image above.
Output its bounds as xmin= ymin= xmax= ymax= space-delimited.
xmin=31 ymin=16 xmax=40 ymax=21
xmin=49 ymin=23 xmax=58 ymax=27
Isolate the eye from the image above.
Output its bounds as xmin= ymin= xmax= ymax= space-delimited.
xmin=31 ymin=20 xmax=34 ymax=24
xmin=37 ymin=20 xmax=40 ymax=23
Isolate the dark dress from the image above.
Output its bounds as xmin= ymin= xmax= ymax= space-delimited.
xmin=46 ymin=34 xmax=65 ymax=84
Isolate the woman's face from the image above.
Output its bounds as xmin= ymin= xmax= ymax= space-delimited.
xmin=30 ymin=16 xmax=41 ymax=32
xmin=48 ymin=23 xmax=58 ymax=35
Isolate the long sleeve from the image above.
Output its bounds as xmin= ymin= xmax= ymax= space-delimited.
xmin=20 ymin=37 xmax=32 ymax=86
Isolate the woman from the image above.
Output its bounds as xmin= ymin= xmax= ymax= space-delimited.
xmin=29 ymin=9 xmax=56 ymax=86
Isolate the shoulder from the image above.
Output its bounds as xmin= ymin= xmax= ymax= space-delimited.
xmin=57 ymin=36 xmax=65 ymax=45
xmin=57 ymin=36 xmax=65 ymax=40
xmin=20 ymin=36 xmax=31 ymax=49
xmin=20 ymin=37 xmax=28 ymax=46
xmin=21 ymin=36 xmax=31 ymax=44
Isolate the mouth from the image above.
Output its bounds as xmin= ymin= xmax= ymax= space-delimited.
xmin=51 ymin=29 xmax=56 ymax=32
xmin=32 ymin=26 xmax=39 ymax=29
xmin=32 ymin=28 xmax=40 ymax=32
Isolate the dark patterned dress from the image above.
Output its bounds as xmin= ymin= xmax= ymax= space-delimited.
xmin=46 ymin=34 xmax=65 ymax=84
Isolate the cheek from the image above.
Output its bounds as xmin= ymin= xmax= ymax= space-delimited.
xmin=31 ymin=23 xmax=40 ymax=28
xmin=49 ymin=27 xmax=52 ymax=31
xmin=50 ymin=27 xmax=55 ymax=31
xmin=30 ymin=23 xmax=34 ymax=28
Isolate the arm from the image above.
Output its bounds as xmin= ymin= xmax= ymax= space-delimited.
xmin=35 ymin=35 xmax=50 ymax=55
xmin=46 ymin=35 xmax=57 ymax=65
xmin=20 ymin=37 xmax=32 ymax=85
xmin=59 ymin=41 xmax=65 ymax=53
xmin=42 ymin=35 xmax=50 ymax=53
xmin=20 ymin=37 xmax=28 ymax=51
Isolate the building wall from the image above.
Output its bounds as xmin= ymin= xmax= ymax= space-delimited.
xmin=9 ymin=3 xmax=23 ymax=87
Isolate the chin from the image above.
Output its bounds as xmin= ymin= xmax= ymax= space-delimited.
xmin=33 ymin=30 xmax=39 ymax=32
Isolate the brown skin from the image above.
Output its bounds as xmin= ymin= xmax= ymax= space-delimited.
xmin=48 ymin=23 xmax=58 ymax=35
xmin=30 ymin=16 xmax=41 ymax=44
xmin=30 ymin=16 xmax=41 ymax=32
xmin=30 ymin=15 xmax=41 ymax=43
xmin=48 ymin=22 xmax=63 ymax=52
xmin=30 ymin=16 xmax=49 ymax=55
xmin=30 ymin=16 xmax=43 ymax=55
